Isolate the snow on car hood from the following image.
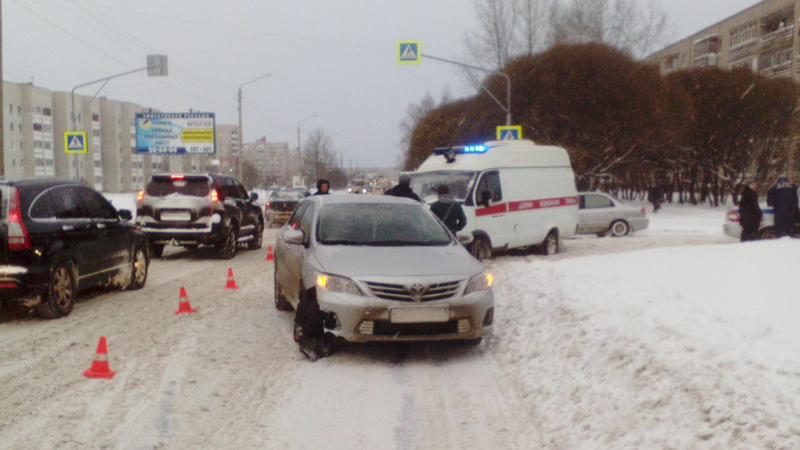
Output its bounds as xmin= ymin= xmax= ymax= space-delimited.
xmin=312 ymin=243 xmax=484 ymax=278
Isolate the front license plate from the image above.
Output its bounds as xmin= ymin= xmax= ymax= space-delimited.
xmin=161 ymin=212 xmax=191 ymax=222
xmin=391 ymin=307 xmax=450 ymax=324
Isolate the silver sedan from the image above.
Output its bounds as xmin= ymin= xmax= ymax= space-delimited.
xmin=273 ymin=195 xmax=494 ymax=345
xmin=577 ymin=192 xmax=649 ymax=237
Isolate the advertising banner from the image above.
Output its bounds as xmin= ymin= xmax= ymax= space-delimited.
xmin=135 ymin=112 xmax=216 ymax=154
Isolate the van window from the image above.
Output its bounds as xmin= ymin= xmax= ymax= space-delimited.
xmin=146 ymin=178 xmax=210 ymax=197
xmin=583 ymin=195 xmax=613 ymax=209
xmin=476 ymin=172 xmax=503 ymax=204
xmin=411 ymin=171 xmax=476 ymax=202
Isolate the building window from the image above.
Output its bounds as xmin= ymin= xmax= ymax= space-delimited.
xmin=43 ymin=125 xmax=52 ymax=133
xmin=760 ymin=47 xmax=792 ymax=69
xmin=731 ymin=59 xmax=756 ymax=71
xmin=92 ymin=114 xmax=100 ymax=122
xmin=92 ymin=129 xmax=101 ymax=137
xmin=45 ymin=159 xmax=54 ymax=166
xmin=34 ymin=141 xmax=42 ymax=149
xmin=94 ymin=160 xmax=102 ymax=168
xmin=44 ymin=142 xmax=52 ymax=150
xmin=730 ymin=22 xmax=758 ymax=48
xmin=35 ymin=158 xmax=44 ymax=167
xmin=694 ymin=36 xmax=720 ymax=57
xmin=43 ymin=108 xmax=52 ymax=117
xmin=35 ymin=107 xmax=42 ymax=114
xmin=33 ymin=123 xmax=43 ymax=131
xmin=8 ymin=104 xmax=12 ymax=115
xmin=17 ymin=106 xmax=21 ymax=115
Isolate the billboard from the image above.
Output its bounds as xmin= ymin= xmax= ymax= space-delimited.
xmin=135 ymin=112 xmax=216 ymax=154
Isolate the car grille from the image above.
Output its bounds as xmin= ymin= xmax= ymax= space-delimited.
xmin=364 ymin=280 xmax=462 ymax=302
xmin=372 ymin=320 xmax=460 ymax=336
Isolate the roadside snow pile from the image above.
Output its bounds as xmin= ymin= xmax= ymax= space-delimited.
xmin=489 ymin=240 xmax=800 ymax=449
xmin=104 ymin=193 xmax=137 ymax=219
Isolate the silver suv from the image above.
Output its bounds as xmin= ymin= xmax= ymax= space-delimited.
xmin=137 ymin=173 xmax=264 ymax=259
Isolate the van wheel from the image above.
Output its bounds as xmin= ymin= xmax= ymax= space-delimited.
xmin=152 ymin=244 xmax=165 ymax=258
xmin=470 ymin=236 xmax=492 ymax=261
xmin=609 ymin=220 xmax=630 ymax=237
xmin=540 ymin=231 xmax=559 ymax=256
xmin=37 ymin=261 xmax=76 ymax=319
xmin=758 ymin=227 xmax=776 ymax=240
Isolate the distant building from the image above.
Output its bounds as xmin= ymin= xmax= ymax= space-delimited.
xmin=2 ymin=82 xmax=56 ymax=180
xmin=243 ymin=137 xmax=292 ymax=186
xmin=647 ymin=0 xmax=798 ymax=80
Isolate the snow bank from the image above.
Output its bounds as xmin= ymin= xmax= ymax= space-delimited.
xmin=489 ymin=240 xmax=800 ymax=449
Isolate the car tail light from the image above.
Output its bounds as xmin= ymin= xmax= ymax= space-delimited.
xmin=728 ymin=211 xmax=740 ymax=223
xmin=7 ymin=188 xmax=31 ymax=250
xmin=211 ymin=189 xmax=219 ymax=203
xmin=266 ymin=202 xmax=270 ymax=208
xmin=641 ymin=207 xmax=646 ymax=217
xmin=136 ymin=190 xmax=145 ymax=203
xmin=170 ymin=174 xmax=185 ymax=180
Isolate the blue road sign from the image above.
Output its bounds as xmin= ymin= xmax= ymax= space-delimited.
xmin=398 ymin=41 xmax=421 ymax=64
xmin=496 ymin=126 xmax=522 ymax=140
xmin=64 ymin=132 xmax=88 ymax=154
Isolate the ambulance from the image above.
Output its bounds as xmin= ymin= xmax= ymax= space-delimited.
xmin=410 ymin=140 xmax=578 ymax=259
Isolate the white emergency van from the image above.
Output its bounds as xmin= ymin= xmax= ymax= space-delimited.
xmin=410 ymin=140 xmax=578 ymax=259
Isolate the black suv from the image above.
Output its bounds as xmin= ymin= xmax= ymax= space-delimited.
xmin=137 ymin=174 xmax=264 ymax=259
xmin=0 ymin=179 xmax=150 ymax=318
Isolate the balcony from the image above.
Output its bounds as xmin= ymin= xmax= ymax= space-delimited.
xmin=693 ymin=53 xmax=718 ymax=68
xmin=760 ymin=25 xmax=793 ymax=53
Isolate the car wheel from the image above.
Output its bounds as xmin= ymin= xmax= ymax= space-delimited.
xmin=152 ymin=244 xmax=165 ymax=258
xmin=36 ymin=261 xmax=76 ymax=319
xmin=540 ymin=231 xmax=559 ymax=256
xmin=758 ymin=227 xmax=777 ymax=240
xmin=274 ymin=268 xmax=292 ymax=311
xmin=609 ymin=220 xmax=630 ymax=237
xmin=217 ymin=225 xmax=238 ymax=260
xmin=470 ymin=236 xmax=492 ymax=261
xmin=248 ymin=221 xmax=264 ymax=250
xmin=128 ymin=245 xmax=149 ymax=290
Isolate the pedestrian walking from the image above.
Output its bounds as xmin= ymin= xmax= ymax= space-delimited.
xmin=648 ymin=184 xmax=663 ymax=213
xmin=767 ymin=175 xmax=799 ymax=238
xmin=738 ymin=180 xmax=762 ymax=242
xmin=430 ymin=185 xmax=467 ymax=235
xmin=314 ymin=179 xmax=330 ymax=195
xmin=384 ymin=174 xmax=422 ymax=202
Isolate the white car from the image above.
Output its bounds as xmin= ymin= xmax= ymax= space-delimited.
xmin=577 ymin=192 xmax=649 ymax=237
xmin=723 ymin=204 xmax=777 ymax=239
xmin=273 ymin=195 xmax=494 ymax=346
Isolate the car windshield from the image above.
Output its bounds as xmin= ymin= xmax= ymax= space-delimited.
xmin=411 ymin=171 xmax=476 ymax=203
xmin=317 ymin=203 xmax=452 ymax=246
xmin=271 ymin=190 xmax=305 ymax=200
xmin=145 ymin=178 xmax=210 ymax=197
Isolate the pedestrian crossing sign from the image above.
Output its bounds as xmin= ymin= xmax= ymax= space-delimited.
xmin=497 ymin=126 xmax=522 ymax=141
xmin=64 ymin=132 xmax=88 ymax=154
xmin=398 ymin=41 xmax=421 ymax=64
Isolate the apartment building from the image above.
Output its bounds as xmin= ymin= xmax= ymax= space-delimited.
xmin=242 ymin=137 xmax=292 ymax=186
xmin=213 ymin=124 xmax=240 ymax=175
xmin=648 ymin=0 xmax=800 ymax=81
xmin=52 ymin=91 xmax=105 ymax=191
xmin=2 ymin=82 xmax=56 ymax=179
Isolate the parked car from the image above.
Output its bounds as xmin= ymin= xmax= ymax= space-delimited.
xmin=577 ymin=192 xmax=649 ymax=237
xmin=411 ymin=140 xmax=579 ymax=259
xmin=274 ymin=195 xmax=493 ymax=346
xmin=0 ymin=179 xmax=149 ymax=318
xmin=266 ymin=189 xmax=305 ymax=228
xmin=137 ymin=173 xmax=264 ymax=259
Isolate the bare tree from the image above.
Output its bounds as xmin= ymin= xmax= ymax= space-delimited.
xmin=398 ymin=91 xmax=439 ymax=167
xmin=551 ymin=0 xmax=671 ymax=59
xmin=301 ymin=128 xmax=339 ymax=183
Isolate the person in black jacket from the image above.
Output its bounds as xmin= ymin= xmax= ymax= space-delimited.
xmin=314 ymin=179 xmax=330 ymax=195
xmin=738 ymin=181 xmax=762 ymax=242
xmin=384 ymin=174 xmax=422 ymax=202
xmin=430 ymin=185 xmax=467 ymax=235
xmin=767 ymin=175 xmax=799 ymax=238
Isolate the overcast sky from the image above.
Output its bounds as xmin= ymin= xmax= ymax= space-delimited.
xmin=5 ymin=0 xmax=764 ymax=168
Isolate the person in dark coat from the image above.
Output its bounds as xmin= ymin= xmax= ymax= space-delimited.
xmin=738 ymin=181 xmax=762 ymax=242
xmin=384 ymin=174 xmax=422 ymax=202
xmin=648 ymin=183 xmax=663 ymax=213
xmin=314 ymin=179 xmax=330 ymax=195
xmin=429 ymin=185 xmax=467 ymax=234
xmin=767 ymin=175 xmax=799 ymax=238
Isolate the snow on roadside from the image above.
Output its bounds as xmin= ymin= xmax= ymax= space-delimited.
xmin=487 ymin=239 xmax=800 ymax=449
xmin=104 ymin=193 xmax=137 ymax=220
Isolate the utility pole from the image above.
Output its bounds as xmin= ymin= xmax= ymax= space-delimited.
xmin=296 ymin=114 xmax=316 ymax=185
xmin=237 ymin=73 xmax=271 ymax=180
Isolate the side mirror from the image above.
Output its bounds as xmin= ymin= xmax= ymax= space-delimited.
xmin=283 ymin=228 xmax=305 ymax=245
xmin=250 ymin=192 xmax=259 ymax=201
xmin=119 ymin=209 xmax=133 ymax=221
xmin=479 ymin=191 xmax=491 ymax=208
xmin=456 ymin=232 xmax=474 ymax=245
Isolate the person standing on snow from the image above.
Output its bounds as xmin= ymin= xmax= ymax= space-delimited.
xmin=384 ymin=174 xmax=422 ymax=202
xmin=648 ymin=183 xmax=663 ymax=213
xmin=738 ymin=180 xmax=762 ymax=242
xmin=314 ymin=179 xmax=330 ymax=195
xmin=430 ymin=185 xmax=467 ymax=235
xmin=767 ymin=175 xmax=799 ymax=238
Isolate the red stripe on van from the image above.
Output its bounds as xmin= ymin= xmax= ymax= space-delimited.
xmin=475 ymin=203 xmax=509 ymax=217
xmin=509 ymin=196 xmax=578 ymax=212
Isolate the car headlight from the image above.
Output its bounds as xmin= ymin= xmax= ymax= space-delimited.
xmin=465 ymin=271 xmax=494 ymax=295
xmin=316 ymin=272 xmax=363 ymax=296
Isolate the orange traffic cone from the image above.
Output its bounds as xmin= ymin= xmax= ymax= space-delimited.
xmin=266 ymin=245 xmax=275 ymax=261
xmin=224 ymin=268 xmax=239 ymax=290
xmin=83 ymin=336 xmax=117 ymax=379
xmin=174 ymin=286 xmax=198 ymax=315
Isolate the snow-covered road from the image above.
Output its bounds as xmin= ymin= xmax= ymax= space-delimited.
xmin=2 ymin=204 xmax=798 ymax=449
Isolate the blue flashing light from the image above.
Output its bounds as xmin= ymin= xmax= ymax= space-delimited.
xmin=432 ymin=144 xmax=489 ymax=156
xmin=463 ymin=145 xmax=487 ymax=153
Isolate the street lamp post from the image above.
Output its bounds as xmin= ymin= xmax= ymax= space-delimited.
xmin=238 ymin=73 xmax=272 ymax=179
xmin=296 ymin=114 xmax=317 ymax=185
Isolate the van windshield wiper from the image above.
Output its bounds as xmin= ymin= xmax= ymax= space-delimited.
xmin=370 ymin=240 xmax=448 ymax=247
